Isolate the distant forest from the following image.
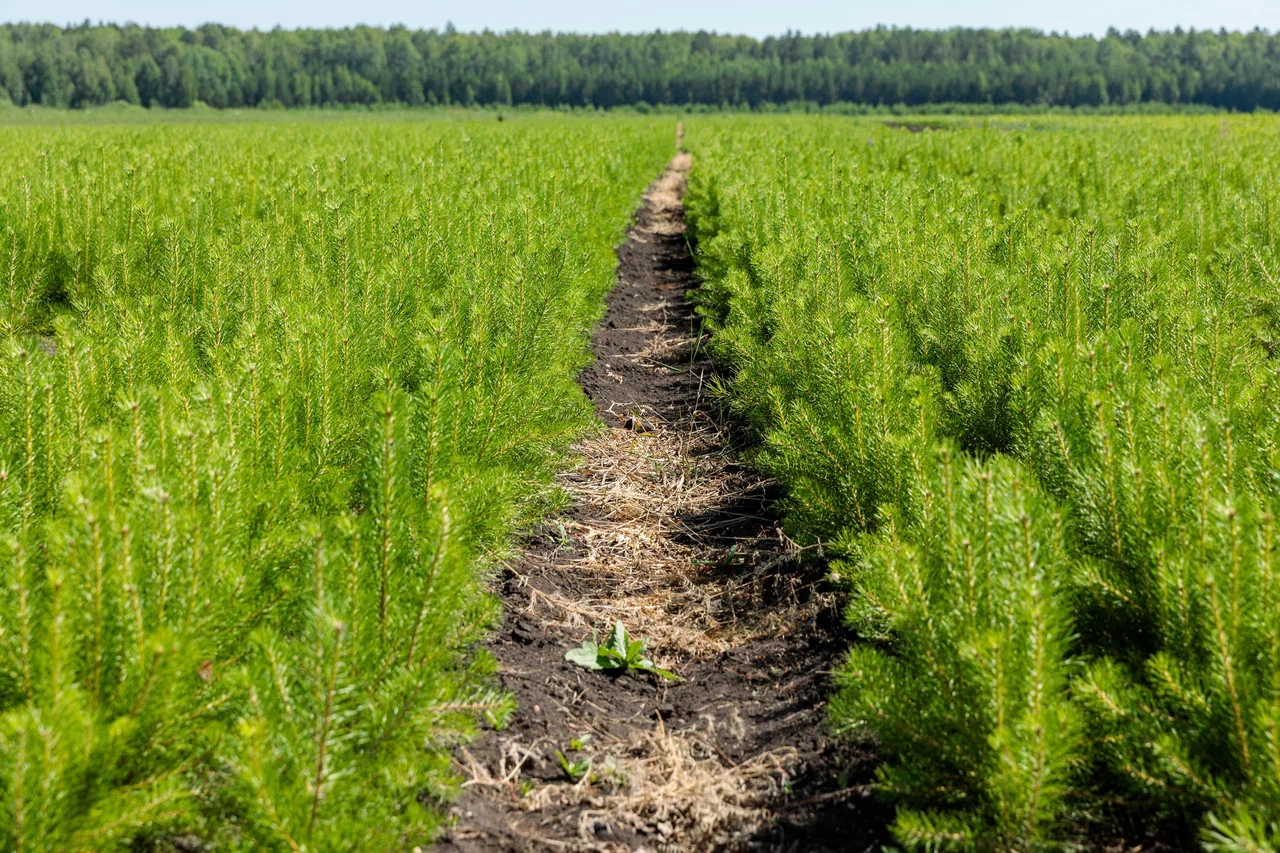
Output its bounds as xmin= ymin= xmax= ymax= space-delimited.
xmin=2 ymin=22 xmax=1279 ymax=111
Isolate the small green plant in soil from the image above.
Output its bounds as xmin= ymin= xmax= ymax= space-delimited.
xmin=565 ymin=620 xmax=682 ymax=681
xmin=555 ymin=750 xmax=592 ymax=782
xmin=554 ymin=743 xmax=626 ymax=787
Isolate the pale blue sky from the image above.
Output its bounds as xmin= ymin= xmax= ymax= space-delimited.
xmin=3 ymin=0 xmax=1277 ymax=38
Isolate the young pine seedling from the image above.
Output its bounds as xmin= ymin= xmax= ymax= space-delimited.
xmin=565 ymin=620 xmax=683 ymax=681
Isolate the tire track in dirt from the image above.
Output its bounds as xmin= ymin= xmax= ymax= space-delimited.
xmin=435 ymin=145 xmax=890 ymax=853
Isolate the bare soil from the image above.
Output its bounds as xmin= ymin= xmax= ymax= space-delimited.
xmin=881 ymin=121 xmax=949 ymax=133
xmin=433 ymin=152 xmax=891 ymax=852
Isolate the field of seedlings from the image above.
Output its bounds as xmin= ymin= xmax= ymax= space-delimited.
xmin=3 ymin=107 xmax=1279 ymax=853
xmin=0 ymin=114 xmax=674 ymax=849
xmin=685 ymin=115 xmax=1280 ymax=849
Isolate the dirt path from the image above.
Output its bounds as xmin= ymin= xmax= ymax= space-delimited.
xmin=436 ymin=152 xmax=889 ymax=853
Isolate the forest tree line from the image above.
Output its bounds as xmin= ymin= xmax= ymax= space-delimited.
xmin=2 ymin=22 xmax=1279 ymax=111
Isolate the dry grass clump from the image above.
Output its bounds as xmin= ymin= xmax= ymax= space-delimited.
xmin=508 ymin=416 xmax=817 ymax=662
xmin=634 ymin=152 xmax=692 ymax=239
xmin=541 ymin=722 xmax=798 ymax=853
xmin=454 ymin=721 xmax=800 ymax=853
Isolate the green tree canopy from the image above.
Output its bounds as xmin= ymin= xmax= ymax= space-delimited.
xmin=1 ymin=22 xmax=1278 ymax=110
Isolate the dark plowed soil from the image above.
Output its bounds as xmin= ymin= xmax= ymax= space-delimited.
xmin=434 ymin=152 xmax=890 ymax=853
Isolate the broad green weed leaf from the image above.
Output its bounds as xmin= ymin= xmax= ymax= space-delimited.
xmin=565 ymin=642 xmax=603 ymax=671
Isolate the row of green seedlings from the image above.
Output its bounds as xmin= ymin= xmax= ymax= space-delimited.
xmin=686 ymin=117 xmax=1280 ymax=850
xmin=0 ymin=343 xmax=512 ymax=850
xmin=0 ymin=121 xmax=671 ymax=849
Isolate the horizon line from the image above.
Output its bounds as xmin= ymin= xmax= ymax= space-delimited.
xmin=2 ymin=20 xmax=1275 ymax=40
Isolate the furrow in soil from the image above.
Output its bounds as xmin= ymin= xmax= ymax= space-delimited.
xmin=436 ymin=152 xmax=890 ymax=853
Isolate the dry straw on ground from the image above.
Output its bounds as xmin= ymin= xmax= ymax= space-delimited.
xmin=512 ymin=417 xmax=812 ymax=662
xmin=457 ymin=719 xmax=802 ymax=853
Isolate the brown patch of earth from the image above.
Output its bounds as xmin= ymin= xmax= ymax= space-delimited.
xmin=433 ymin=149 xmax=890 ymax=852
xmin=881 ymin=121 xmax=949 ymax=133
